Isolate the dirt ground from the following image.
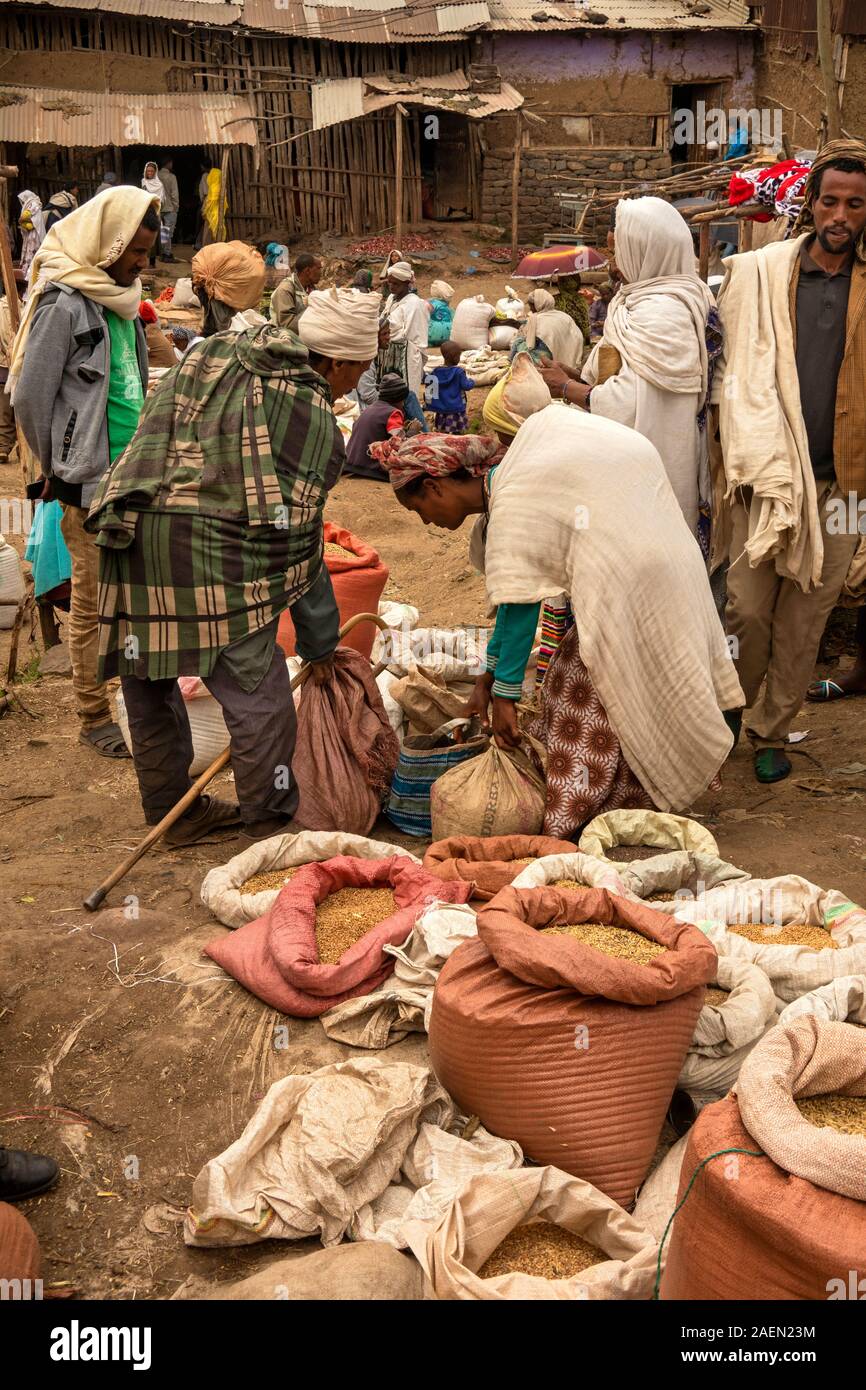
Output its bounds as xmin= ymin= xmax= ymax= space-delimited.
xmin=2 ymin=225 xmax=865 ymax=1301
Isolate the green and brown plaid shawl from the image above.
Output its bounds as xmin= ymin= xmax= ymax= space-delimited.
xmin=86 ymin=323 xmax=344 ymax=681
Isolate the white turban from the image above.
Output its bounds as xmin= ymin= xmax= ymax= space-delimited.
xmin=387 ymin=261 xmax=414 ymax=282
xmin=527 ymin=288 xmax=555 ymax=312
xmin=297 ymin=286 xmax=381 ymax=361
xmin=430 ymin=279 xmax=454 ymax=301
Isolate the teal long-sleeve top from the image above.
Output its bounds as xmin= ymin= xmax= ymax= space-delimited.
xmin=482 ymin=462 xmax=540 ymax=699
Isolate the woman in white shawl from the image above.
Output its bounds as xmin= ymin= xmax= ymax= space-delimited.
xmin=17 ymin=192 xmax=46 ymax=280
xmin=141 ymin=161 xmax=165 ymax=265
xmin=375 ymin=356 xmax=742 ymax=833
xmin=509 ymin=288 xmax=583 ymax=371
xmin=541 ymin=196 xmax=720 ymax=541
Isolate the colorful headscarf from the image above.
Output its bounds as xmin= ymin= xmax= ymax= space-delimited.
xmin=793 ymin=137 xmax=866 ymax=259
xmin=370 ymin=430 xmax=499 ymax=492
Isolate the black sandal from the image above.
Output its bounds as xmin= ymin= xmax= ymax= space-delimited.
xmin=80 ymin=722 xmax=131 ymax=759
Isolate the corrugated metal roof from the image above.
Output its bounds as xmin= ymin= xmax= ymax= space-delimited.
xmin=0 ymin=87 xmax=258 ymax=146
xmin=310 ymin=69 xmax=522 ymax=126
xmin=12 ymin=0 xmax=755 ymax=37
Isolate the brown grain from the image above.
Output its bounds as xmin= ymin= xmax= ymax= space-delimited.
xmin=240 ymin=866 xmax=300 ymax=895
xmin=605 ymin=844 xmax=663 ymax=863
xmin=540 ymin=921 xmax=665 ymax=964
xmin=704 ymin=986 xmax=730 ymax=1008
xmin=478 ymin=1221 xmax=607 ymax=1280
xmin=324 ymin=542 xmax=355 ymax=559
xmin=796 ymin=1093 xmax=866 ymax=1136
xmin=315 ymin=886 xmax=397 ymax=964
xmin=727 ymin=923 xmax=838 ymax=951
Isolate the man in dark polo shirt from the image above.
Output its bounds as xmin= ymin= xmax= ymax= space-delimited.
xmin=723 ymin=141 xmax=866 ymax=782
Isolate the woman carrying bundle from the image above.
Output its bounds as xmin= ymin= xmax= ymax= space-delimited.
xmin=372 ymin=362 xmax=743 ymax=836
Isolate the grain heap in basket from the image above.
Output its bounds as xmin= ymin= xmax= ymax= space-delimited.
xmin=428 ymin=884 xmax=717 ymax=1206
xmin=660 ymin=1017 xmax=866 ymax=1299
xmin=422 ymin=834 xmax=578 ymax=902
xmin=205 ymin=855 xmax=472 ymax=1016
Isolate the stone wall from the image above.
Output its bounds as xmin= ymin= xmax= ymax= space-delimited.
xmin=481 ymin=147 xmax=673 ymax=242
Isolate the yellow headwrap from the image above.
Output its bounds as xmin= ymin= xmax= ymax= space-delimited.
xmin=481 ymin=370 xmax=519 ymax=437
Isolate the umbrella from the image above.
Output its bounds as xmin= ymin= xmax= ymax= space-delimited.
xmin=513 ymin=244 xmax=607 ymax=279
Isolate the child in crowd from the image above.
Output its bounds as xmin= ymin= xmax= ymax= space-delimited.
xmin=425 ymin=340 xmax=475 ymax=434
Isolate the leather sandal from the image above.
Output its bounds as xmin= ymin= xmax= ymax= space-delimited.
xmin=80 ymin=721 xmax=131 ymax=759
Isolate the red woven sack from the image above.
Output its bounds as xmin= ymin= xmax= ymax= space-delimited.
xmin=277 ymin=523 xmax=389 ymax=660
xmin=423 ymin=834 xmax=577 ymax=901
xmin=293 ymin=647 xmax=399 ymax=836
xmin=429 ymin=885 xmax=716 ymax=1206
xmin=205 ymin=855 xmax=472 ymax=1017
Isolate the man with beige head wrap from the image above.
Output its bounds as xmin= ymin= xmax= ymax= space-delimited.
xmin=13 ymin=186 xmax=161 ymax=759
xmin=191 ymin=240 xmax=266 ymax=336
xmin=384 ymin=260 xmax=430 ymax=397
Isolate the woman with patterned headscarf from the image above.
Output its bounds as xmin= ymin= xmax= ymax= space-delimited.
xmin=376 ymin=359 xmax=741 ymax=834
xmin=17 ymin=191 xmax=46 ymax=279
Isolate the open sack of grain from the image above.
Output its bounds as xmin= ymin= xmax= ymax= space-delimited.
xmin=185 ymin=1057 xmax=521 ymax=1250
xmin=617 ymin=849 xmax=749 ymax=909
xmin=677 ymin=956 xmax=778 ymax=1106
xmin=321 ymin=901 xmax=478 ymax=1048
xmin=428 ymin=885 xmax=716 ymax=1206
xmin=277 ymin=522 xmax=388 ymax=661
xmin=431 ymin=737 xmax=547 ymax=841
xmin=669 ymin=874 xmax=866 ymax=1005
xmin=510 ymin=850 xmax=630 ymax=895
xmin=204 ymin=855 xmax=473 ymax=1017
xmin=423 ymin=834 xmax=578 ymax=902
xmin=201 ymin=831 xmax=420 ymax=929
xmin=660 ymin=1017 xmax=866 ymax=1300
xmin=402 ymin=1167 xmax=658 ymax=1301
xmin=578 ymin=810 xmax=718 ymax=866
xmin=293 ymin=647 xmax=399 ymax=836
xmin=779 ymin=974 xmax=866 ymax=1026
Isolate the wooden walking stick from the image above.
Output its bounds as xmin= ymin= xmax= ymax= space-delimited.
xmin=83 ymin=612 xmax=390 ymax=912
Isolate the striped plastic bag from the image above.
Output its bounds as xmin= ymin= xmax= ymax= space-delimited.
xmin=387 ymin=718 xmax=488 ymax=838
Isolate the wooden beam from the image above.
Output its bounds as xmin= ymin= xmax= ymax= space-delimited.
xmin=510 ymin=112 xmax=522 ymax=264
xmin=698 ymin=222 xmax=710 ymax=283
xmin=394 ymin=103 xmax=405 ymax=249
xmin=817 ymin=0 xmax=842 ymax=143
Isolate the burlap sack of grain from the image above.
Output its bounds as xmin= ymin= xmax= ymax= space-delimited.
xmin=402 ymin=1167 xmax=657 ymax=1301
xmin=204 ymin=856 xmax=472 ymax=1018
xmin=618 ymin=850 xmax=749 ymax=908
xmin=321 ymin=901 xmax=479 ymax=1047
xmin=779 ymin=974 xmax=866 ymax=1026
xmin=677 ymin=956 xmax=778 ymax=1104
xmin=428 ymin=885 xmax=716 ymax=1206
xmin=423 ymin=833 xmax=577 ymax=902
xmin=293 ymin=647 xmax=400 ymax=836
xmin=632 ymin=1135 xmax=689 ymax=1243
xmin=660 ymin=1019 xmax=866 ymax=1300
xmin=173 ymin=1242 xmax=425 ymax=1301
xmin=200 ymin=831 xmax=420 ymax=929
xmin=431 ymin=738 xmax=547 ymax=841
xmin=669 ymin=875 xmax=866 ymax=1005
xmin=510 ymin=850 xmax=629 ymax=895
xmin=185 ymin=1057 xmax=521 ymax=1250
xmin=389 ymin=666 xmax=471 ymax=734
xmin=578 ymin=810 xmax=718 ymax=863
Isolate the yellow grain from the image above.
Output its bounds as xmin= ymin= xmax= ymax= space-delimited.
xmin=540 ymin=921 xmax=665 ymax=964
xmin=478 ymin=1221 xmax=607 ymax=1280
xmin=704 ymin=986 xmax=730 ymax=1008
xmin=240 ymin=866 xmax=300 ymax=895
xmin=553 ymin=878 xmax=590 ymax=889
xmin=796 ymin=1094 xmax=866 ymax=1136
xmin=315 ymin=886 xmax=397 ymax=965
xmin=324 ymin=541 xmax=355 ymax=559
xmin=727 ymin=923 xmax=838 ymax=950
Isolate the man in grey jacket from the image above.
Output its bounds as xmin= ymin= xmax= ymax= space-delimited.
xmin=14 ymin=189 xmax=160 ymax=757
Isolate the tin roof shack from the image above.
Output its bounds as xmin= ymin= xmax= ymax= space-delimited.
xmin=756 ymin=1 xmax=866 ymax=151
xmin=0 ymin=0 xmax=757 ymax=242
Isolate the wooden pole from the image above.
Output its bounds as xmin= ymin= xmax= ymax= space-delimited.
xmin=217 ymin=146 xmax=230 ymax=241
xmin=817 ymin=0 xmax=842 ymax=142
xmin=510 ymin=113 xmax=522 ymax=264
xmin=394 ymin=104 xmax=405 ymax=249
xmin=698 ymin=222 xmax=710 ymax=282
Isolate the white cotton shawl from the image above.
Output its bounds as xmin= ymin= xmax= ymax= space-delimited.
xmin=585 ymin=196 xmax=715 ymax=398
xmin=476 ymin=404 xmax=743 ymax=810
xmin=524 ymin=308 xmax=583 ymax=370
xmin=712 ymin=234 xmax=823 ymax=592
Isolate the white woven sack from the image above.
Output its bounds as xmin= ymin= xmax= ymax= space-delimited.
xmin=510 ymin=851 xmax=628 ymax=894
xmin=0 ymin=535 xmax=25 ymax=630
xmin=678 ymin=957 xmax=778 ymax=1103
xmin=200 ymin=830 xmax=421 ymax=928
xmin=619 ymin=850 xmax=749 ymax=908
xmin=579 ymin=809 xmax=718 ymax=862
xmin=779 ymin=975 xmax=866 ymax=1026
xmin=451 ymin=296 xmax=495 ymax=351
xmin=671 ymin=875 xmax=866 ymax=1005
xmin=632 ymin=1136 xmax=689 ymax=1244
